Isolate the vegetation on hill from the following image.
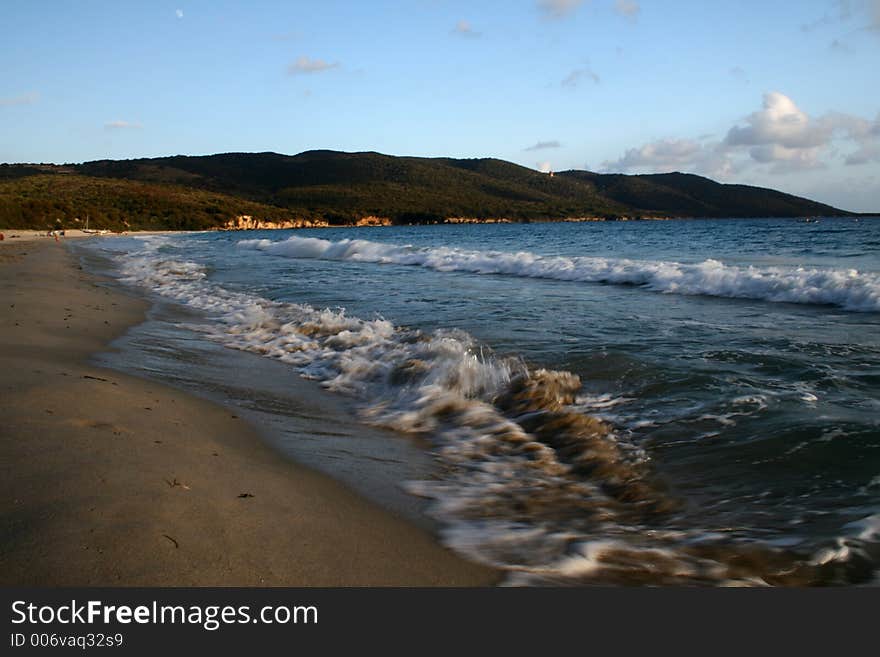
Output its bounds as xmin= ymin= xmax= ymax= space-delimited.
xmin=0 ymin=171 xmax=299 ymax=231
xmin=74 ymin=151 xmax=632 ymax=223
xmin=0 ymin=151 xmax=853 ymax=230
xmin=559 ymin=171 xmax=847 ymax=218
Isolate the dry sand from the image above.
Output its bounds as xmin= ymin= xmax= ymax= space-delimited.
xmin=0 ymin=236 xmax=497 ymax=586
xmin=0 ymin=229 xmax=183 ymax=243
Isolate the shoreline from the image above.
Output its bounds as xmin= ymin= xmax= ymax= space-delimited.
xmin=82 ymin=256 xmax=445 ymax=532
xmin=3 ymin=212 xmax=873 ymax=246
xmin=0 ymin=237 xmax=498 ymax=586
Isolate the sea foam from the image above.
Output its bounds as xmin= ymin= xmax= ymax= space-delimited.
xmin=238 ymin=235 xmax=880 ymax=311
xmin=111 ymin=235 xmax=880 ymax=585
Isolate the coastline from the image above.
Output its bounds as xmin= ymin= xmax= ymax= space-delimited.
xmin=0 ymin=235 xmax=497 ymax=586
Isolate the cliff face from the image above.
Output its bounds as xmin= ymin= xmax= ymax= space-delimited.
xmin=221 ymin=214 xmax=392 ymax=230
xmin=445 ymin=217 xmax=512 ymax=224
xmin=354 ymin=215 xmax=392 ymax=227
xmin=222 ymin=215 xmax=328 ymax=230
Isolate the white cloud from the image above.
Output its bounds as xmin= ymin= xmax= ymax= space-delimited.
xmin=601 ymin=92 xmax=880 ymax=178
xmin=562 ymin=65 xmax=600 ymax=86
xmin=525 ymin=140 xmax=562 ymax=151
xmin=601 ymin=138 xmax=742 ymax=178
xmin=747 ymin=144 xmax=824 ymax=172
xmin=175 ymin=9 xmax=183 ymax=19
xmin=604 ymin=138 xmax=702 ymax=170
xmin=723 ymin=93 xmax=880 ymax=170
xmin=0 ymin=91 xmax=39 ymax=107
xmin=724 ymin=92 xmax=830 ymax=150
xmin=843 ymin=112 xmax=880 ymax=164
xmin=613 ymin=0 xmax=640 ymax=21
xmin=847 ymin=145 xmax=880 ymax=165
xmin=105 ymin=120 xmax=142 ymax=130
xmin=537 ymin=0 xmax=584 ymax=20
xmin=453 ymin=20 xmax=480 ymax=38
xmin=287 ymin=56 xmax=340 ymax=75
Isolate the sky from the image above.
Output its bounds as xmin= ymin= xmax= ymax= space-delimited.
xmin=1 ymin=0 xmax=879 ymax=211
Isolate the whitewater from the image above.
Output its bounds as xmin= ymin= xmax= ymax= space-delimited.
xmin=237 ymin=235 xmax=880 ymax=312
xmin=77 ymin=217 xmax=880 ymax=585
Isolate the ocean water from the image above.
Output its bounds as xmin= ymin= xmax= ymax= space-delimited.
xmin=78 ymin=217 xmax=880 ymax=585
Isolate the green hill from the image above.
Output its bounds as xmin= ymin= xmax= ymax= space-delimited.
xmin=0 ymin=151 xmax=853 ymax=230
xmin=0 ymin=170 xmax=300 ymax=231
xmin=558 ymin=170 xmax=846 ymax=218
xmin=73 ymin=151 xmax=629 ymax=222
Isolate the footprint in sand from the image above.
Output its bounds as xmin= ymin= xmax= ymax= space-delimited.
xmin=66 ymin=418 xmax=130 ymax=435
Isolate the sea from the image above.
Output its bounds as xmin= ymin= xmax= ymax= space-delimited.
xmin=73 ymin=217 xmax=880 ymax=586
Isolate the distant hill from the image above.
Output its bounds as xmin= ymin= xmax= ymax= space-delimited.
xmin=558 ymin=170 xmax=847 ymax=218
xmin=0 ymin=151 xmax=853 ymax=230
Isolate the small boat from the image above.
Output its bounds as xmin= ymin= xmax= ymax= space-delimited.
xmin=81 ymin=215 xmax=108 ymax=235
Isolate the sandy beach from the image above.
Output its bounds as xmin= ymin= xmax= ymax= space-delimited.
xmin=0 ymin=233 xmax=497 ymax=586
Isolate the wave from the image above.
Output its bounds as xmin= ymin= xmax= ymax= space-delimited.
xmin=238 ymin=235 xmax=880 ymax=312
xmin=112 ymin=236 xmax=880 ymax=585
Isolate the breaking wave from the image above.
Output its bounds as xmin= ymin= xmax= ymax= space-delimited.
xmin=238 ymin=235 xmax=880 ymax=312
xmin=114 ymin=236 xmax=880 ymax=585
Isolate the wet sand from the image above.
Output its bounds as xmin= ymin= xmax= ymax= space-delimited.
xmin=0 ymin=235 xmax=497 ymax=585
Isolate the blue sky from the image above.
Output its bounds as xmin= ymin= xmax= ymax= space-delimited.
xmin=1 ymin=0 xmax=879 ymax=211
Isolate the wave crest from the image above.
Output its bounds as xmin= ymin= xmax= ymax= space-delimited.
xmin=239 ymin=236 xmax=880 ymax=311
xmin=112 ymin=237 xmax=880 ymax=585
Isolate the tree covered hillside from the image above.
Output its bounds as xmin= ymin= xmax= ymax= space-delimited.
xmin=0 ymin=151 xmax=854 ymax=230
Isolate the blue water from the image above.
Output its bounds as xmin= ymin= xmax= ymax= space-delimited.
xmin=83 ymin=217 xmax=880 ymax=585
